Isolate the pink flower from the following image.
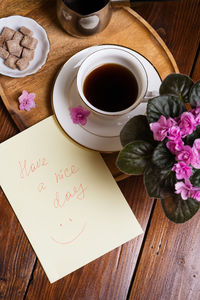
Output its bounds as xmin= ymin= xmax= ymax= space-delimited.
xmin=168 ymin=126 xmax=181 ymax=141
xmin=193 ymin=138 xmax=200 ymax=151
xmin=175 ymin=180 xmax=193 ymax=200
xmin=150 ymin=116 xmax=176 ymax=141
xmin=175 ymin=179 xmax=200 ymax=201
xmin=179 ymin=112 xmax=196 ymax=137
xmin=191 ymin=189 xmax=200 ymax=202
xmin=192 ymin=138 xmax=200 ymax=168
xmin=70 ymin=105 xmax=90 ymax=126
xmin=176 ymin=145 xmax=194 ymax=165
xmin=195 ymin=106 xmax=200 ymax=114
xmin=196 ymin=114 xmax=200 ymax=125
xmin=191 ymin=105 xmax=200 ymax=125
xmin=172 ymin=161 xmax=193 ymax=180
xmin=174 ymin=116 xmax=181 ymax=123
xmin=166 ymin=139 xmax=184 ymax=154
xmin=18 ymin=90 xmax=36 ymax=111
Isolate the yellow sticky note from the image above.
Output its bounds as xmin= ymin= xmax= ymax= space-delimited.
xmin=0 ymin=116 xmax=143 ymax=283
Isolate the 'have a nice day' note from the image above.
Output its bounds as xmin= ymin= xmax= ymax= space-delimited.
xmin=0 ymin=116 xmax=143 ymax=283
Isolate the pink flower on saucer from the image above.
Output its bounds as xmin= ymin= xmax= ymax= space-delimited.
xmin=70 ymin=105 xmax=90 ymax=126
xmin=18 ymin=90 xmax=36 ymax=111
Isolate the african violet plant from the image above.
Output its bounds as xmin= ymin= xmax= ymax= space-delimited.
xmin=116 ymin=73 xmax=200 ymax=223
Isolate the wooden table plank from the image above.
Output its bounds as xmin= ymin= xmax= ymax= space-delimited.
xmin=128 ymin=51 xmax=200 ymax=300
xmin=0 ymin=101 xmax=37 ymax=300
xmin=191 ymin=45 xmax=200 ymax=81
xmin=0 ymin=98 xmax=18 ymax=141
xmin=128 ymin=1 xmax=200 ymax=297
xmin=129 ymin=201 xmax=200 ymax=300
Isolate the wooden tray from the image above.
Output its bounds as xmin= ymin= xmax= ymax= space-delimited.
xmin=0 ymin=5 xmax=179 ymax=180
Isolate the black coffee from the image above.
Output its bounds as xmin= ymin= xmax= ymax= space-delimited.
xmin=63 ymin=0 xmax=109 ymax=15
xmin=83 ymin=63 xmax=138 ymax=112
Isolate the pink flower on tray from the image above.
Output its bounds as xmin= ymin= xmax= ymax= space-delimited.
xmin=18 ymin=90 xmax=36 ymax=111
xmin=70 ymin=105 xmax=90 ymax=126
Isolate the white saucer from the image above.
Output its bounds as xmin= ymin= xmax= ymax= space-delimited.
xmin=52 ymin=45 xmax=161 ymax=152
xmin=0 ymin=15 xmax=50 ymax=78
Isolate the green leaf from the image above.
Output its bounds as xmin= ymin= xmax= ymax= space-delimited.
xmin=190 ymin=169 xmax=200 ymax=187
xmin=152 ymin=142 xmax=175 ymax=169
xmin=185 ymin=125 xmax=200 ymax=146
xmin=163 ymin=170 xmax=177 ymax=191
xmin=159 ymin=73 xmax=193 ymax=102
xmin=147 ymin=95 xmax=186 ymax=123
xmin=120 ymin=115 xmax=155 ymax=147
xmin=144 ymin=163 xmax=176 ymax=198
xmin=116 ymin=141 xmax=154 ymax=175
xmin=189 ymin=80 xmax=200 ymax=108
xmin=161 ymin=192 xmax=199 ymax=223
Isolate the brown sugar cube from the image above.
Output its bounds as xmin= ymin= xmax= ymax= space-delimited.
xmin=21 ymin=35 xmax=38 ymax=50
xmin=6 ymin=40 xmax=23 ymax=58
xmin=19 ymin=26 xmax=33 ymax=36
xmin=0 ymin=47 xmax=9 ymax=59
xmin=4 ymin=55 xmax=18 ymax=69
xmin=1 ymin=27 xmax=15 ymax=41
xmin=0 ymin=35 xmax=4 ymax=47
xmin=12 ymin=31 xmax=24 ymax=42
xmin=22 ymin=48 xmax=34 ymax=61
xmin=16 ymin=58 xmax=29 ymax=71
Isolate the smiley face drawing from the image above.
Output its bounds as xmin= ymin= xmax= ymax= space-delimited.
xmin=50 ymin=217 xmax=87 ymax=245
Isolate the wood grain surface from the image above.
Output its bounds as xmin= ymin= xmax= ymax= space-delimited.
xmin=129 ymin=2 xmax=200 ymax=299
xmin=0 ymin=0 xmax=200 ymax=299
xmin=0 ymin=1 xmax=179 ymax=180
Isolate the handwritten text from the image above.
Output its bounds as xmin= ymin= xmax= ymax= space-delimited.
xmin=54 ymin=183 xmax=87 ymax=208
xmin=19 ymin=158 xmax=48 ymax=179
xmin=54 ymin=165 xmax=79 ymax=184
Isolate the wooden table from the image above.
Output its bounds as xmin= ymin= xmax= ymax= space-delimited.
xmin=0 ymin=0 xmax=200 ymax=299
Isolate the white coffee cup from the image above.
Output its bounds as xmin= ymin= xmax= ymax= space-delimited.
xmin=77 ymin=47 xmax=149 ymax=116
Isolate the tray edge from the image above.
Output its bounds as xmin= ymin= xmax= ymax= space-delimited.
xmin=123 ymin=7 xmax=179 ymax=73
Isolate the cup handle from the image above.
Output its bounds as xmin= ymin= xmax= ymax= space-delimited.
xmin=141 ymin=90 xmax=159 ymax=103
